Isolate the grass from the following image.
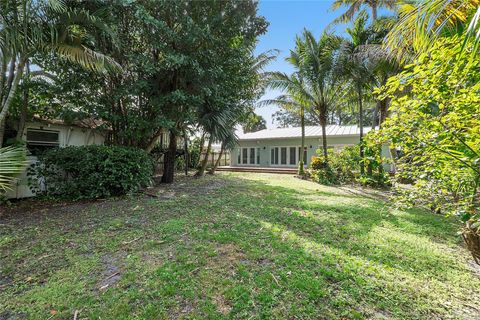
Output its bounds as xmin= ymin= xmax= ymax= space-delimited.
xmin=1 ymin=172 xmax=479 ymax=319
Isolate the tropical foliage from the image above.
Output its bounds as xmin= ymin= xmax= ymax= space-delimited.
xmin=377 ymin=34 xmax=480 ymax=248
xmin=0 ymin=146 xmax=27 ymax=192
xmin=0 ymin=0 xmax=117 ymax=146
xmin=386 ymin=0 xmax=480 ymax=60
xmin=2 ymin=0 xmax=267 ymax=184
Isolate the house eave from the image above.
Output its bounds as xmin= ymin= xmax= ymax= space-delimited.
xmin=238 ymin=134 xmax=362 ymax=142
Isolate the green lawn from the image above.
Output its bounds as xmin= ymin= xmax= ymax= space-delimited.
xmin=1 ymin=173 xmax=479 ymax=319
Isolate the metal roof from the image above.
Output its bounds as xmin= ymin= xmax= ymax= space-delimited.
xmin=238 ymin=125 xmax=371 ymax=141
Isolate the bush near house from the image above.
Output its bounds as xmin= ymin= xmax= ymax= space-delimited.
xmin=28 ymin=145 xmax=154 ymax=199
xmin=308 ymin=142 xmax=389 ymax=187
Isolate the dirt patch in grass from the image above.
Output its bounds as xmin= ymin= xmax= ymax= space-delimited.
xmin=213 ymin=293 xmax=232 ymax=315
xmin=147 ymin=174 xmax=229 ymax=199
xmin=210 ymin=243 xmax=247 ymax=266
xmin=95 ymin=254 xmax=125 ymax=291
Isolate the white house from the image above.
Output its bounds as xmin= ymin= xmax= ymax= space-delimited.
xmin=231 ymin=125 xmax=390 ymax=168
xmin=6 ymin=117 xmax=106 ymax=199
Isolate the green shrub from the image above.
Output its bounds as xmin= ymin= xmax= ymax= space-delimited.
xmin=28 ymin=145 xmax=154 ymax=199
xmin=308 ymin=143 xmax=390 ymax=187
xmin=309 ymin=153 xmax=337 ymax=185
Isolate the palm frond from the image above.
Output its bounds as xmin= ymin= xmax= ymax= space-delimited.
xmin=0 ymin=146 xmax=28 ymax=192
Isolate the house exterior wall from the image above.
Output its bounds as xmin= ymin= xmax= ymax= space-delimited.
xmin=6 ymin=122 xmax=106 ymax=199
xmin=231 ymin=135 xmax=362 ymax=167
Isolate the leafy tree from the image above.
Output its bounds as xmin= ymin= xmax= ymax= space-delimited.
xmin=242 ymin=113 xmax=267 ymax=133
xmin=377 ymin=34 xmax=480 ymax=261
xmin=271 ymin=109 xmax=317 ymax=128
xmin=27 ymin=1 xmax=267 ymax=183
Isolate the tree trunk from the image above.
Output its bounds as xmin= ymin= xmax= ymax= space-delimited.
xmin=195 ymin=137 xmax=212 ymax=177
xmin=378 ymin=98 xmax=389 ymax=128
xmin=16 ymin=62 xmax=30 ymax=142
xmin=145 ymin=128 xmax=164 ymax=154
xmin=358 ymin=85 xmax=365 ymax=175
xmin=371 ymin=3 xmax=377 ymax=21
xmin=197 ymin=131 xmax=206 ymax=168
xmin=209 ymin=143 xmax=225 ymax=174
xmin=184 ymin=133 xmax=189 ymax=176
xmin=372 ymin=99 xmax=380 ymax=129
xmin=0 ymin=117 xmax=6 ymax=147
xmin=319 ymin=109 xmax=328 ymax=161
xmin=0 ymin=58 xmax=26 ymax=148
xmin=161 ymin=130 xmax=177 ymax=183
xmin=299 ymin=105 xmax=305 ymax=174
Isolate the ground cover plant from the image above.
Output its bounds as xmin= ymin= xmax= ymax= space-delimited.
xmin=1 ymin=173 xmax=479 ymax=319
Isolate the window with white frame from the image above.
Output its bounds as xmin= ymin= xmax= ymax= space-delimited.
xmin=238 ymin=147 xmax=260 ymax=165
xmin=270 ymin=146 xmax=305 ymax=166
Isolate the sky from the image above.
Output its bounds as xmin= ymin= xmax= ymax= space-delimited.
xmin=253 ymin=0 xmax=341 ymax=128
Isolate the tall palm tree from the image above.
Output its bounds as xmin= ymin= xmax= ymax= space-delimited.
xmin=385 ymin=0 xmax=480 ymax=60
xmin=336 ymin=12 xmax=378 ymax=173
xmin=260 ymin=73 xmax=309 ymax=173
xmin=0 ymin=0 xmax=118 ymax=146
xmin=331 ymin=0 xmax=397 ymax=23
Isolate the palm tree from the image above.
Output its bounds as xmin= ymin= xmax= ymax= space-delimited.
xmin=268 ymin=31 xmax=342 ymax=161
xmin=385 ymin=0 xmax=480 ymax=60
xmin=0 ymin=0 xmax=118 ymax=146
xmin=260 ymin=73 xmax=309 ymax=173
xmin=331 ymin=0 xmax=397 ymax=23
xmin=195 ymin=104 xmax=239 ymax=177
xmin=209 ymin=128 xmax=238 ymax=174
xmin=336 ymin=12 xmax=378 ymax=173
xmin=0 ymin=146 xmax=27 ymax=192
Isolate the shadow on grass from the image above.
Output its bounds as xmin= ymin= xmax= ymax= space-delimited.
xmin=1 ymin=173 xmax=479 ymax=319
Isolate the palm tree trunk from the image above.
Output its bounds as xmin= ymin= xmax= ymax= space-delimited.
xmin=195 ymin=137 xmax=212 ymax=177
xmin=197 ymin=131 xmax=206 ymax=168
xmin=299 ymin=105 xmax=305 ymax=174
xmin=209 ymin=142 xmax=225 ymax=174
xmin=161 ymin=130 xmax=177 ymax=183
xmin=358 ymin=85 xmax=365 ymax=175
xmin=371 ymin=3 xmax=378 ymax=21
xmin=319 ymin=109 xmax=328 ymax=161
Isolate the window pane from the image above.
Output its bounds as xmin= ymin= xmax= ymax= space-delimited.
xmin=304 ymin=148 xmax=308 ymax=165
xmin=26 ymin=129 xmax=59 ymax=145
xmin=250 ymin=148 xmax=255 ymax=164
xmin=289 ymin=147 xmax=296 ymax=165
xmin=281 ymin=147 xmax=287 ymax=165
xmin=242 ymin=148 xmax=248 ymax=164
xmin=271 ymin=148 xmax=274 ymax=164
xmin=256 ymin=148 xmax=260 ymax=164
xmin=237 ymin=149 xmax=241 ymax=164
xmin=274 ymin=148 xmax=279 ymax=164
